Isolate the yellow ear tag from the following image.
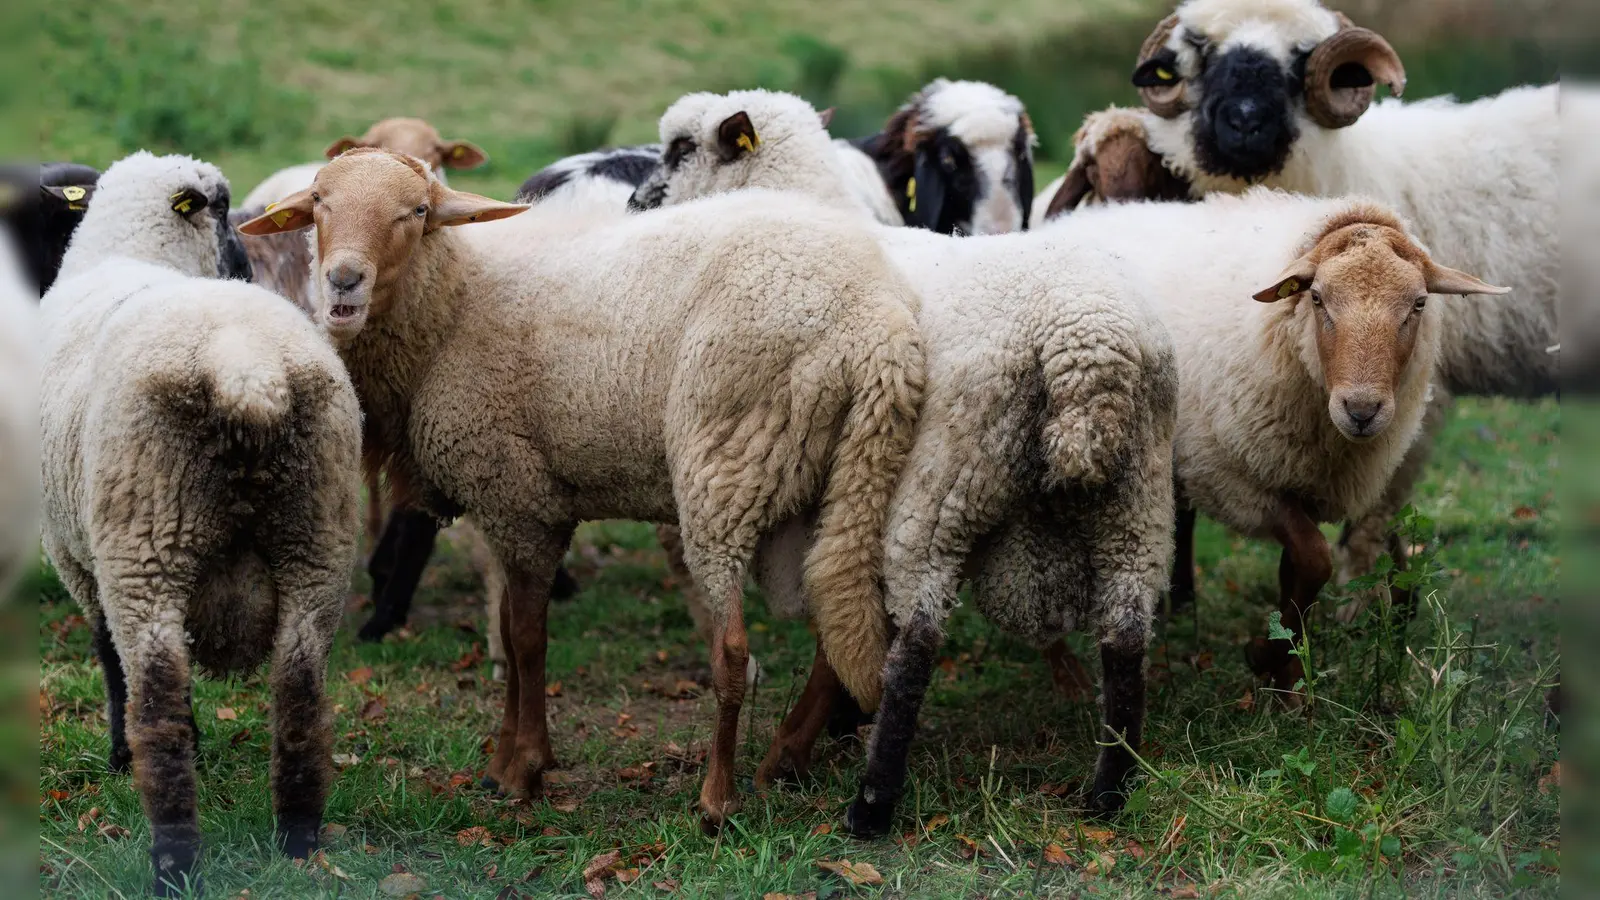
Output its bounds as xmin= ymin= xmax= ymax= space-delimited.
xmin=62 ymin=186 xmax=86 ymax=202
xmin=906 ymin=177 xmax=917 ymax=213
xmin=736 ymin=130 xmax=760 ymax=154
xmin=174 ymin=198 xmax=193 ymax=214
xmin=452 ymin=146 xmax=466 ymax=158
xmin=1277 ymin=278 xmax=1300 ymax=298
xmin=1156 ymin=67 xmax=1175 ymax=81
xmin=265 ymin=201 xmax=277 ymax=212
xmin=271 ymin=209 xmax=293 ymax=227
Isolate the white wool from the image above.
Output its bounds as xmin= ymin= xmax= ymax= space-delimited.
xmin=56 ymin=151 xmax=233 ymax=283
xmin=830 ymin=139 xmax=903 ymax=225
xmin=0 ymin=235 xmax=37 ymax=597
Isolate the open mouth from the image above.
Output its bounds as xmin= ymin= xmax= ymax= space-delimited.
xmin=328 ymin=304 xmax=363 ymax=322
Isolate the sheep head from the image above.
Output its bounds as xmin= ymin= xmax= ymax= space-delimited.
xmin=1132 ymin=0 xmax=1405 ymax=181
xmin=1252 ymin=204 xmax=1506 ymax=442
xmin=237 ymin=148 xmax=525 ymax=343
xmin=325 ymin=117 xmax=488 ymax=176
xmin=1043 ymin=107 xmax=1194 ymax=220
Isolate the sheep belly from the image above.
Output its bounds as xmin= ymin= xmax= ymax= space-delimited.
xmin=187 ymin=550 xmax=278 ymax=675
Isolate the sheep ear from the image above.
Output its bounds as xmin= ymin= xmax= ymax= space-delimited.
xmin=169 ymin=187 xmax=209 ymax=218
xmin=1425 ymin=262 xmax=1511 ymax=296
xmin=325 ymin=136 xmax=365 ymax=160
xmin=716 ymin=111 xmax=761 ymax=161
xmin=1253 ymin=256 xmax=1316 ymax=302
xmin=427 ymin=188 xmax=528 ymax=229
xmin=439 ymin=140 xmax=488 ymax=170
xmin=42 ymin=183 xmax=95 ymax=211
xmin=817 ymin=107 xmax=836 ymax=128
xmin=237 ymin=189 xmax=315 ymax=234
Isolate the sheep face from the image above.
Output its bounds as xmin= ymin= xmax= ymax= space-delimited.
xmin=861 ymin=79 xmax=1036 ymax=235
xmin=1133 ymin=0 xmax=1405 ymax=182
xmin=325 ymin=117 xmax=488 ymax=176
xmin=1252 ymin=212 xmax=1508 ymax=441
xmin=236 ymin=149 xmax=525 ymax=343
xmin=1044 ymin=109 xmax=1193 ymax=219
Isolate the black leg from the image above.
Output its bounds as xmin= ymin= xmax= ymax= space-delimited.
xmin=550 ymin=565 xmax=580 ymax=601
xmin=1090 ymin=640 xmax=1147 ymax=812
xmin=844 ymin=610 xmax=941 ymax=838
xmin=92 ymin=616 xmax=133 ymax=774
xmin=825 ymin=684 xmax=873 ymax=742
xmin=1169 ymin=504 xmax=1197 ymax=612
xmin=359 ymin=509 xmax=439 ymax=642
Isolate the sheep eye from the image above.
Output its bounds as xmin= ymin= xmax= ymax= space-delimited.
xmin=1310 ymin=291 xmax=1323 ymax=306
xmin=1413 ymin=296 xmax=1427 ymax=311
xmin=940 ymin=150 xmax=957 ymax=172
xmin=414 ymin=205 xmax=428 ymax=217
xmin=665 ymin=137 xmax=695 ymax=169
xmin=311 ymin=192 xmax=321 ymax=203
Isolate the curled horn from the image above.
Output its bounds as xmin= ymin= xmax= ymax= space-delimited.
xmin=1303 ymin=17 xmax=1406 ymax=129
xmin=1135 ymin=15 xmax=1185 ymax=118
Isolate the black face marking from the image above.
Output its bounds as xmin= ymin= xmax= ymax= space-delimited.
xmin=585 ymin=146 xmax=662 ymax=187
xmin=515 ymin=145 xmax=663 ymax=203
xmin=905 ymin=128 xmax=978 ymax=234
xmin=515 ymin=166 xmax=572 ymax=203
xmin=14 ymin=162 xmax=102 ymax=294
xmin=212 ymin=189 xmax=252 ymax=282
xmin=1192 ymin=45 xmax=1298 ymax=180
xmin=1013 ymin=121 xmax=1035 ymax=230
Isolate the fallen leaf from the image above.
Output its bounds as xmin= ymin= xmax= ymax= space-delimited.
xmin=378 ymin=872 xmax=428 ymax=896
xmin=332 ymin=753 xmax=361 ymax=768
xmin=615 ymin=868 xmax=641 ymax=884
xmin=347 ymin=666 xmax=375 ymax=686
xmin=1539 ymin=761 xmax=1562 ymax=794
xmin=955 ymin=834 xmax=980 ymax=860
xmin=1159 ymin=814 xmax=1187 ymax=853
xmin=1043 ymin=842 xmax=1070 ymax=866
xmin=1068 ymin=826 xmax=1116 ymax=847
xmin=451 ymin=644 xmax=485 ymax=672
xmin=321 ymin=823 xmax=348 ymax=841
xmin=1189 ymin=650 xmax=1214 ymax=672
xmin=653 ymin=879 xmax=680 ymax=892
xmin=924 ymin=813 xmax=949 ymax=834
xmin=1124 ymin=840 xmax=1147 ymax=861
xmin=360 ymin=698 xmax=387 ymax=722
xmin=1084 ymin=851 xmax=1117 ymax=875
xmin=230 ymin=727 xmax=254 ymax=747
xmin=450 ymin=773 xmax=473 ymax=788
xmin=810 ymin=823 xmax=832 ymax=837
xmin=816 ymin=859 xmax=885 ymax=886
xmin=583 ymin=850 xmax=623 ymax=898
xmin=414 ymin=682 xmax=432 ymax=694
xmin=44 ymin=789 xmax=69 ymax=803
xmin=1236 ymin=690 xmax=1255 ymax=712
xmin=97 ymin=821 xmax=131 ymax=840
xmin=1039 ymin=782 xmax=1074 ymax=798
xmin=493 ymin=888 xmax=522 ymax=900
xmin=546 ymin=681 xmax=564 ymax=697
xmin=216 ymin=707 xmax=238 ymax=721
xmin=618 ymin=763 xmax=655 ymax=781
xmin=893 ymin=830 xmax=921 ymax=849
xmin=1512 ymin=505 xmax=1539 ymax=521
xmin=77 ymin=807 xmax=101 ymax=832
xmin=762 ymin=894 xmax=816 ymax=900
xmin=655 ymin=650 xmax=669 ymax=663
xmin=457 ymin=826 xmax=495 ymax=847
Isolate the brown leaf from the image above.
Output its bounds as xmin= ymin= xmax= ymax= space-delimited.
xmin=1069 ymin=826 xmax=1116 ymax=847
xmin=360 ymin=698 xmax=387 ymax=722
xmin=955 ymin=834 xmax=979 ymax=860
xmin=77 ymin=807 xmax=101 ymax=832
xmin=1189 ymin=650 xmax=1214 ymax=672
xmin=1168 ymin=886 xmax=1201 ymax=899
xmin=378 ymin=872 xmax=428 ymax=896
xmin=892 ymin=831 xmax=921 ymax=850
xmin=585 ymin=878 xmax=606 ymax=899
xmin=810 ymin=823 xmax=832 ymax=837
xmin=1236 ymin=690 xmax=1255 ymax=712
xmin=763 ymin=894 xmax=817 ymax=900
xmin=457 ymin=826 xmax=495 ymax=847
xmin=1124 ymin=840 xmax=1147 ymax=861
xmin=654 ymin=879 xmax=680 ymax=893
xmin=618 ymin=763 xmax=656 ymax=781
xmin=230 ymin=727 xmax=254 ymax=747
xmin=546 ymin=681 xmax=564 ymax=697
xmin=1512 ymin=505 xmax=1539 ymax=521
xmin=216 ymin=707 xmax=239 ymax=721
xmin=97 ymin=821 xmax=131 ymax=840
xmin=816 ymin=859 xmax=885 ymax=886
xmin=1084 ymin=851 xmax=1117 ymax=875
xmin=347 ymin=666 xmax=375 ymax=686
xmin=583 ymin=850 xmax=622 ymax=882
xmin=1539 ymin=761 xmax=1562 ymax=794
xmin=321 ymin=823 xmax=348 ymax=841
xmin=1043 ymin=842 xmax=1070 ymax=866
xmin=44 ymin=789 xmax=69 ymax=803
xmin=615 ymin=868 xmax=641 ymax=884
xmin=924 ymin=813 xmax=950 ymax=834
xmin=493 ymin=888 xmax=521 ymax=900
xmin=451 ymin=644 xmax=485 ymax=672
xmin=541 ymin=826 xmax=562 ymax=837
xmin=1039 ymin=782 xmax=1074 ymax=798
xmin=655 ymin=649 xmax=669 ymax=663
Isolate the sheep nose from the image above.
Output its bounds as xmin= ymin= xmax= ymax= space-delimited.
xmin=1223 ymin=99 xmax=1265 ymax=136
xmin=327 ymin=263 xmax=364 ymax=293
xmin=1343 ymin=396 xmax=1383 ymax=429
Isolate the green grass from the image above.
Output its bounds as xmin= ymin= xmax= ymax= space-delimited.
xmin=38 ymin=398 xmax=1561 ymax=898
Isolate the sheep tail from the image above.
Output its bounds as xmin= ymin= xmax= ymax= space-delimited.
xmin=804 ymin=318 xmax=925 ymax=713
xmin=201 ymin=325 xmax=292 ymax=427
xmin=1038 ymin=314 xmax=1146 ymax=487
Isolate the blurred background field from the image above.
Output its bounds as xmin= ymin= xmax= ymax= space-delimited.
xmin=32 ymin=0 xmax=1566 ymax=897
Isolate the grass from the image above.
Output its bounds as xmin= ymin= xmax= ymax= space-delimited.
xmin=37 ymin=397 xmax=1561 ymax=898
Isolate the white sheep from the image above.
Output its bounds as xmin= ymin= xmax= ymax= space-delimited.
xmin=238 ymin=147 xmax=925 ymax=831
xmin=1121 ymin=0 xmax=1557 ymax=597
xmin=0 ymin=234 xmax=36 ymax=597
xmin=630 ymin=90 xmax=1178 ymax=831
xmin=1052 ymin=188 xmax=1507 ymax=701
xmin=39 ymin=152 xmax=362 ymax=895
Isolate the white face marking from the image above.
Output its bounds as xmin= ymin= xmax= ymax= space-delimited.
xmin=967 ymin=146 xmax=1023 ymax=236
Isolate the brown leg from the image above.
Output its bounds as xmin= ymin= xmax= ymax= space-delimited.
xmin=121 ymin=628 xmax=201 ymax=897
xmin=364 ymin=470 xmax=385 ymax=555
xmin=699 ymin=582 xmax=750 ymax=832
xmin=1265 ymin=500 xmax=1332 ymax=706
xmin=1044 ymin=638 xmax=1093 ymax=702
xmin=485 ymin=538 xmax=567 ymax=798
xmin=756 ymin=639 xmax=838 ymax=786
xmin=482 ymin=581 xmax=521 ymax=790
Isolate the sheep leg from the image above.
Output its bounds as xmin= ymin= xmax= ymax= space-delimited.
xmin=359 ymin=508 xmax=439 ymax=642
xmin=484 ymin=558 xmax=507 ymax=682
xmin=90 ymin=614 xmax=133 ymax=773
xmin=267 ymin=605 xmax=340 ymax=860
xmin=363 ymin=470 xmax=384 ymax=555
xmin=1091 ymin=637 xmax=1147 ymax=812
xmin=699 ymin=580 xmax=750 ymax=833
xmin=756 ymin=639 xmax=838 ymax=787
xmin=657 ymin=524 xmax=713 ymax=643
xmin=1259 ymin=502 xmax=1331 ymax=707
xmin=1169 ymin=502 xmax=1197 ymax=612
xmin=117 ymin=620 xmax=201 ymax=897
xmin=824 ymin=685 xmax=872 ymax=742
xmin=845 ymin=608 xmax=942 ymax=838
xmin=1044 ymin=638 xmax=1094 ymax=702
xmin=486 ymin=537 xmax=568 ymax=799
xmin=483 ymin=578 xmax=521 ymax=791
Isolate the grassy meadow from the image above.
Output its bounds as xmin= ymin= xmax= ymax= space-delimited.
xmin=33 ymin=0 xmax=1562 ymax=897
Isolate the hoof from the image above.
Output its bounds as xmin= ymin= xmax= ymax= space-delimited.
xmin=755 ymin=757 xmax=804 ymax=789
xmin=1087 ymin=784 xmax=1128 ymax=817
xmin=1243 ymin=637 xmax=1277 ymax=676
xmin=551 ymin=566 xmax=580 ymax=601
xmin=150 ymin=838 xmax=200 ymax=898
xmin=843 ymin=792 xmax=894 ymax=839
xmin=277 ymin=818 xmax=320 ymax=860
xmin=479 ymin=774 xmax=501 ymax=792
xmin=698 ymin=813 xmax=727 ymax=837
xmin=356 ymin=617 xmax=396 ymax=643
xmin=108 ymin=746 xmax=132 ymax=775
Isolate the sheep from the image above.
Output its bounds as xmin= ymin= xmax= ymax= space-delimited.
xmin=629 ymin=89 xmax=1178 ymax=831
xmin=39 ymin=152 xmax=362 ymax=895
xmin=1057 ymin=188 xmax=1507 ymax=703
xmin=514 ymin=144 xmax=663 ymax=208
xmin=1032 ymin=107 xmax=1192 ymax=222
xmin=0 ymin=162 xmax=103 ymax=294
xmin=1113 ymin=0 xmax=1557 ymax=611
xmin=0 ymin=233 xmax=36 ymax=596
xmin=845 ymin=78 xmax=1038 ymax=234
xmin=242 ymin=116 xmax=488 ymax=209
xmin=237 ymin=147 xmax=926 ymax=830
